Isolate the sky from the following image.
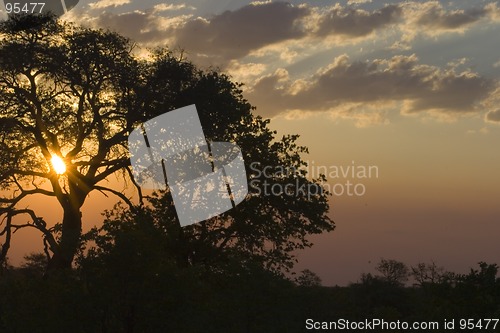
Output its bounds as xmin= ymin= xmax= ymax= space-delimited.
xmin=3 ymin=0 xmax=500 ymax=285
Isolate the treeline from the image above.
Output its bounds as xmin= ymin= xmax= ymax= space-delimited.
xmin=301 ymin=260 xmax=500 ymax=330
xmin=0 ymin=209 xmax=498 ymax=332
xmin=1 ymin=243 xmax=499 ymax=332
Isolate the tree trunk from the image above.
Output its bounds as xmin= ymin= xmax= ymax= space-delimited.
xmin=47 ymin=200 xmax=83 ymax=270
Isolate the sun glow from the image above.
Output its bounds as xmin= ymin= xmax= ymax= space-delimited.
xmin=51 ymin=155 xmax=67 ymax=175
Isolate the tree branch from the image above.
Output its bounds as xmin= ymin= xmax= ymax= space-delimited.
xmin=10 ymin=169 xmax=50 ymax=179
xmin=93 ymin=158 xmax=131 ymax=184
xmin=0 ymin=208 xmax=59 ymax=264
xmin=0 ymin=188 xmax=56 ymax=204
xmin=0 ymin=215 xmax=12 ymax=266
xmin=94 ymin=185 xmax=137 ymax=213
xmin=124 ymin=165 xmax=144 ymax=206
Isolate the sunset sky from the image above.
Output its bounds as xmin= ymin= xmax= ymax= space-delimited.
xmin=3 ymin=0 xmax=500 ymax=285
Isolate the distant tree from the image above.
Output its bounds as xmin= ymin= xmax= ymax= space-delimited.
xmin=459 ymin=262 xmax=499 ymax=287
xmin=20 ymin=252 xmax=47 ymax=275
xmin=359 ymin=272 xmax=378 ymax=284
xmin=411 ymin=261 xmax=444 ymax=286
xmin=0 ymin=256 xmax=10 ymax=275
xmin=375 ymin=259 xmax=409 ymax=286
xmin=0 ymin=15 xmax=334 ymax=272
xmin=452 ymin=262 xmax=500 ymax=317
xmin=296 ymin=269 xmax=322 ymax=287
xmin=438 ymin=270 xmax=459 ymax=286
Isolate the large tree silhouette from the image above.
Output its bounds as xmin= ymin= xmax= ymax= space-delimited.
xmin=0 ymin=16 xmax=142 ymax=269
xmin=0 ymin=15 xmax=334 ymax=271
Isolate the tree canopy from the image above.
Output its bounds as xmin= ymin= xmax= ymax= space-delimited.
xmin=0 ymin=15 xmax=334 ymax=272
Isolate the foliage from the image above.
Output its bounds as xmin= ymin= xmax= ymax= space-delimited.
xmin=375 ymin=258 xmax=410 ymax=286
xmin=0 ymin=15 xmax=334 ymax=272
xmin=0 ymin=14 xmax=140 ymax=268
xmin=411 ymin=261 xmax=445 ymax=285
xmin=296 ymin=269 xmax=322 ymax=287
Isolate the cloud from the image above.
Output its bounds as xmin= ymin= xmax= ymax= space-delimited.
xmin=153 ymin=4 xmax=194 ymax=13
xmin=74 ymin=0 xmax=500 ymax=127
xmin=347 ymin=0 xmax=372 ymax=5
xmin=83 ymin=2 xmax=309 ymax=65
xmin=89 ymin=10 xmax=176 ymax=45
xmin=315 ymin=4 xmax=402 ymax=37
xmin=246 ymin=54 xmax=494 ymax=120
xmin=328 ymin=104 xmax=390 ymax=128
xmin=312 ymin=1 xmax=492 ymax=42
xmin=409 ymin=1 xmax=487 ymax=31
xmin=486 ymin=110 xmax=500 ymax=123
xmin=394 ymin=1 xmax=493 ymax=47
xmin=80 ymin=1 xmax=500 ymax=67
xmin=89 ymin=0 xmax=130 ymax=10
xmin=225 ymin=61 xmax=267 ymax=83
xmin=485 ymin=2 xmax=500 ymax=22
xmin=172 ymin=2 xmax=309 ymax=61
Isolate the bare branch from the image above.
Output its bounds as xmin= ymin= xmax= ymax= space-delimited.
xmin=93 ymin=158 xmax=131 ymax=184
xmin=10 ymin=169 xmax=50 ymax=179
xmin=124 ymin=165 xmax=144 ymax=206
xmin=0 ymin=188 xmax=56 ymax=204
xmin=66 ymin=88 xmax=89 ymax=159
xmin=0 ymin=215 xmax=12 ymax=265
xmin=94 ymin=185 xmax=137 ymax=213
xmin=1 ymin=208 xmax=59 ymax=265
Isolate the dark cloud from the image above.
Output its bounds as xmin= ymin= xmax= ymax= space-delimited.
xmin=486 ymin=110 xmax=500 ymax=123
xmin=173 ymin=2 xmax=309 ymax=60
xmin=247 ymin=55 xmax=494 ymax=118
xmin=88 ymin=2 xmax=309 ymax=64
xmin=91 ymin=10 xmax=171 ymax=44
xmin=316 ymin=4 xmax=402 ymax=37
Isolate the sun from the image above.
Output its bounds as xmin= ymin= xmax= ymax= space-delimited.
xmin=51 ymin=155 xmax=67 ymax=175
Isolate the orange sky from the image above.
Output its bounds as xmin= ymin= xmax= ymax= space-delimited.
xmin=9 ymin=112 xmax=500 ymax=285
xmin=273 ymin=114 xmax=500 ymax=285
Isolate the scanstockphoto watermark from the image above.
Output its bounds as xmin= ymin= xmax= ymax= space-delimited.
xmin=249 ymin=161 xmax=379 ymax=198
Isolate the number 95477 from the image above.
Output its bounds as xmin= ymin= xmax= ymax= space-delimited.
xmin=5 ymin=2 xmax=45 ymax=14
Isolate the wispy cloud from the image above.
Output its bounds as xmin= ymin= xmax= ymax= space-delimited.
xmin=89 ymin=11 xmax=176 ymax=45
xmin=153 ymin=4 xmax=195 ymax=13
xmin=409 ymin=1 xmax=486 ymax=30
xmin=397 ymin=1 xmax=493 ymax=46
xmin=486 ymin=110 xmax=500 ymax=123
xmin=89 ymin=0 xmax=130 ymax=10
